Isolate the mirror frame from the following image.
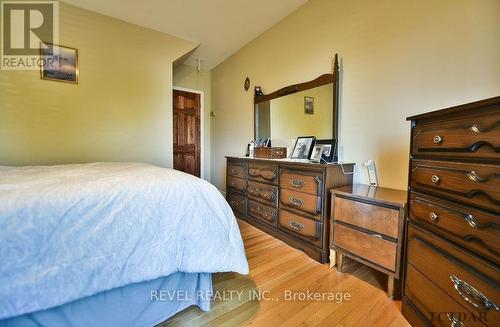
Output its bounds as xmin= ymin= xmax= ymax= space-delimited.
xmin=253 ymin=54 xmax=340 ymax=155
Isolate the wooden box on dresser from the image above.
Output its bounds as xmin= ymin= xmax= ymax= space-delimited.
xmin=226 ymin=156 xmax=354 ymax=263
xmin=402 ymin=96 xmax=500 ymax=327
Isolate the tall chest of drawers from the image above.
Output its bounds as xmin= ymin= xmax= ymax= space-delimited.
xmin=402 ymin=97 xmax=500 ymax=327
xmin=226 ymin=156 xmax=354 ymax=263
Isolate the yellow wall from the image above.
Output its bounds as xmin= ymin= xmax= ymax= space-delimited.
xmin=0 ymin=3 xmax=196 ymax=167
xmin=173 ymin=63 xmax=211 ymax=180
xmin=211 ymin=0 xmax=500 ymax=191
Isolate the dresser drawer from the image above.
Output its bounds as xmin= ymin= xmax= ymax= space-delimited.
xmin=227 ymin=193 xmax=246 ymax=216
xmin=407 ymin=224 xmax=500 ymax=324
xmin=410 ymin=192 xmax=500 ymax=264
xmin=227 ymin=161 xmax=246 ymax=179
xmin=247 ymin=181 xmax=278 ymax=207
xmin=333 ymin=196 xmax=400 ymax=238
xmin=412 ymin=111 xmax=500 ymax=160
xmin=248 ymin=163 xmax=278 ymax=185
xmin=278 ymin=210 xmax=322 ymax=247
xmin=411 ymin=159 xmax=500 ymax=213
xmin=248 ymin=200 xmax=277 ymax=226
xmin=280 ymin=169 xmax=323 ymax=196
xmin=334 ymin=223 xmax=397 ymax=271
xmin=227 ymin=176 xmax=246 ymax=194
xmin=280 ymin=188 xmax=322 ymax=220
xmin=404 ymin=264 xmax=486 ymax=327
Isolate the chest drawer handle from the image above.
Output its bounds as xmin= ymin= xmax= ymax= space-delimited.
xmin=230 ymin=168 xmax=239 ymax=176
xmin=431 ymin=175 xmax=440 ymax=184
xmin=470 ymin=124 xmax=487 ymax=134
xmin=289 ymin=220 xmax=304 ymax=231
xmin=289 ymin=197 xmax=304 ymax=207
xmin=447 ymin=313 xmax=465 ymax=327
xmin=290 ymin=179 xmax=305 ymax=188
xmin=433 ymin=135 xmax=443 ymax=144
xmin=466 ymin=171 xmax=488 ymax=183
xmin=464 ymin=214 xmax=489 ymax=229
xmin=450 ymin=275 xmax=499 ymax=311
xmin=429 ymin=212 xmax=438 ymax=222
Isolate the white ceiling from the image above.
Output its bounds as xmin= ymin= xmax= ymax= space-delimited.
xmin=62 ymin=0 xmax=307 ymax=69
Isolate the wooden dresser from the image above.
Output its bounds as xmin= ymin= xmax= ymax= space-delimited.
xmin=330 ymin=185 xmax=407 ymax=299
xmin=402 ymin=97 xmax=500 ymax=327
xmin=226 ymin=156 xmax=354 ymax=263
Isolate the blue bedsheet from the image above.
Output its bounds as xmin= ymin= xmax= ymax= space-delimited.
xmin=0 ymin=163 xmax=248 ymax=320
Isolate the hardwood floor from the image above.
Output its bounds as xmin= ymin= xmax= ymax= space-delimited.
xmin=161 ymin=220 xmax=411 ymax=327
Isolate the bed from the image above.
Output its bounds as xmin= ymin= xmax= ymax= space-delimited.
xmin=0 ymin=162 xmax=249 ymax=326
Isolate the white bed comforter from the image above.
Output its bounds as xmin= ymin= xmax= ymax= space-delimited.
xmin=0 ymin=162 xmax=248 ymax=320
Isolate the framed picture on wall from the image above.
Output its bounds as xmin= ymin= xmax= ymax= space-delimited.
xmin=40 ymin=43 xmax=79 ymax=84
xmin=304 ymin=96 xmax=314 ymax=114
xmin=291 ymin=136 xmax=315 ymax=159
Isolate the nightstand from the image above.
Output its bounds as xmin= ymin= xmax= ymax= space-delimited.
xmin=330 ymin=184 xmax=407 ymax=299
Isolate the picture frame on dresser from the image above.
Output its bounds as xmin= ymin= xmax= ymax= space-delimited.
xmin=291 ymin=136 xmax=315 ymax=159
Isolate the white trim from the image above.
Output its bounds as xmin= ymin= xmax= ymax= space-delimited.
xmin=173 ymin=86 xmax=206 ymax=180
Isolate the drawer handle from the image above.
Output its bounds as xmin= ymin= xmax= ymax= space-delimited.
xmin=447 ymin=313 xmax=465 ymax=327
xmin=289 ymin=197 xmax=304 ymax=207
xmin=261 ymin=170 xmax=277 ymax=180
xmin=289 ymin=220 xmax=304 ymax=232
xmin=248 ymin=168 xmax=258 ymax=176
xmin=469 ymin=124 xmax=487 ymax=134
xmin=371 ymin=234 xmax=383 ymax=239
xmin=431 ymin=175 xmax=440 ymax=184
xmin=261 ymin=191 xmax=276 ymax=201
xmin=464 ymin=214 xmax=489 ymax=229
xmin=466 ymin=171 xmax=488 ymax=183
xmin=290 ymin=179 xmax=305 ymax=188
xmin=429 ymin=212 xmax=438 ymax=222
xmin=450 ymin=275 xmax=500 ymax=311
xmin=433 ymin=135 xmax=443 ymax=144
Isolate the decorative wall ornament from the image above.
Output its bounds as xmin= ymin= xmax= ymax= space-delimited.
xmin=244 ymin=77 xmax=250 ymax=91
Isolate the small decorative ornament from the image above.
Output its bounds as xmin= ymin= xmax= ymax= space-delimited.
xmin=244 ymin=77 xmax=250 ymax=91
xmin=254 ymin=86 xmax=264 ymax=97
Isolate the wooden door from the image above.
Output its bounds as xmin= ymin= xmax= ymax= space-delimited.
xmin=173 ymin=89 xmax=201 ymax=177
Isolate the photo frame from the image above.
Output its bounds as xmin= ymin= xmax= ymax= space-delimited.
xmin=310 ymin=144 xmax=324 ymax=163
xmin=304 ymin=96 xmax=314 ymax=115
xmin=315 ymin=139 xmax=337 ymax=162
xmin=291 ymin=136 xmax=315 ymax=159
xmin=40 ymin=43 xmax=79 ymax=84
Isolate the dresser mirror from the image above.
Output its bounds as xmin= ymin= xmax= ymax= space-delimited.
xmin=254 ymin=55 xmax=339 ymax=158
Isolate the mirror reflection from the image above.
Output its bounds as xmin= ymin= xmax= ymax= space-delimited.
xmin=255 ymin=83 xmax=333 ymax=143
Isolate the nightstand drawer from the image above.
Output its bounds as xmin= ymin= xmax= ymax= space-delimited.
xmin=334 ymin=223 xmax=397 ymax=271
xmin=333 ymin=196 xmax=399 ymax=238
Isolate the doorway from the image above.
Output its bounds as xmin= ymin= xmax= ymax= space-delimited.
xmin=172 ymin=87 xmax=203 ymax=178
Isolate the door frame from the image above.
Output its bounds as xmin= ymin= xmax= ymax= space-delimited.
xmin=172 ymin=86 xmax=205 ymax=179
